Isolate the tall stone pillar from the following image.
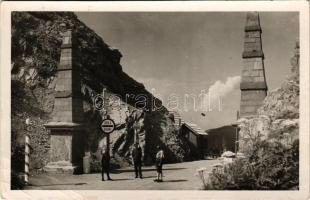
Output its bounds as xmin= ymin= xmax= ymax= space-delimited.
xmin=240 ymin=12 xmax=268 ymax=118
xmin=44 ymin=30 xmax=84 ymax=174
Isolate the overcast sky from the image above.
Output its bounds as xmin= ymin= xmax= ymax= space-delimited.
xmin=76 ymin=12 xmax=299 ymax=130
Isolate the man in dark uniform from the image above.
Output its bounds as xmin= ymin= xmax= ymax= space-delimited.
xmin=101 ymin=147 xmax=112 ymax=181
xmin=131 ymin=143 xmax=143 ymax=179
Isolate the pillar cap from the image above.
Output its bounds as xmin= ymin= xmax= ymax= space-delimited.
xmin=44 ymin=122 xmax=84 ymax=130
xmin=242 ymin=51 xmax=264 ymax=59
xmin=245 ymin=12 xmax=261 ymax=32
xmin=240 ymin=82 xmax=267 ymax=90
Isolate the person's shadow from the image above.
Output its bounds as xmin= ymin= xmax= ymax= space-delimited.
xmin=108 ymin=178 xmax=132 ymax=181
xmin=142 ymin=175 xmax=156 ymax=179
xmin=161 ymin=179 xmax=188 ymax=183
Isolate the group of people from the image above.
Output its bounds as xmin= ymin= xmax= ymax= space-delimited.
xmin=101 ymin=144 xmax=165 ymax=182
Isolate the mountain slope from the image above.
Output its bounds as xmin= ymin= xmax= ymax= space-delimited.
xmin=11 ymin=12 xmax=191 ymax=175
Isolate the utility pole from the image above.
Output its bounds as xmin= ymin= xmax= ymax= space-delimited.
xmin=233 ymin=110 xmax=240 ymax=156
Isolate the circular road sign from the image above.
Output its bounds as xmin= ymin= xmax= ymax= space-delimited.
xmin=101 ymin=118 xmax=115 ymax=134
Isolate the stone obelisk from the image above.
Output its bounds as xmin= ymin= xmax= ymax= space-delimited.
xmin=240 ymin=12 xmax=268 ymax=118
xmin=44 ymin=30 xmax=84 ymax=174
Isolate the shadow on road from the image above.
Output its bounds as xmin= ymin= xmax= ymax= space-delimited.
xmin=112 ymin=167 xmax=186 ymax=173
xmin=142 ymin=175 xmax=157 ymax=179
xmin=162 ymin=179 xmax=188 ymax=183
xmin=108 ymin=178 xmax=132 ymax=181
xmin=109 ymin=176 xmax=157 ymax=180
xmin=31 ymin=182 xmax=87 ymax=187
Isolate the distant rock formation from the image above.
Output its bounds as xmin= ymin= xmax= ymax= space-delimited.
xmin=11 ymin=12 xmax=191 ymax=172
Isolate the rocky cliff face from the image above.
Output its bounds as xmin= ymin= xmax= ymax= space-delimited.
xmin=11 ymin=12 xmax=190 ymax=172
xmin=238 ymin=42 xmax=299 ymax=150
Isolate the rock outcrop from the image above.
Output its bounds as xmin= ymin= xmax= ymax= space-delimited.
xmin=204 ymin=42 xmax=300 ymax=190
xmin=11 ymin=12 xmax=190 ymax=172
xmin=238 ymin=42 xmax=299 ymax=150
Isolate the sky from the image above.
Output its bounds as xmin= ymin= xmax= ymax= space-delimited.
xmin=76 ymin=12 xmax=299 ymax=130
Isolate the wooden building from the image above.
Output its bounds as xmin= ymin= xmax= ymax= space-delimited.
xmin=170 ymin=111 xmax=239 ymax=160
xmin=180 ymin=122 xmax=208 ymax=160
xmin=205 ymin=125 xmax=239 ymax=157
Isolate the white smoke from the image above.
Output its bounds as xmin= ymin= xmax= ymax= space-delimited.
xmin=209 ymin=76 xmax=241 ymax=98
xmin=202 ymin=76 xmax=241 ymax=111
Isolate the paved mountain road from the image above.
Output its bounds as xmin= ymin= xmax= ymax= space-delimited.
xmin=26 ymin=160 xmax=219 ymax=190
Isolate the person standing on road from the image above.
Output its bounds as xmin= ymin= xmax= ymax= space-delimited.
xmin=154 ymin=145 xmax=164 ymax=182
xmin=131 ymin=143 xmax=143 ymax=179
xmin=101 ymin=147 xmax=112 ymax=181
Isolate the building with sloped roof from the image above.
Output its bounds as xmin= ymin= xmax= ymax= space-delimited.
xmin=205 ymin=125 xmax=239 ymax=157
xmin=169 ymin=110 xmax=239 ymax=160
xmin=180 ymin=122 xmax=208 ymax=160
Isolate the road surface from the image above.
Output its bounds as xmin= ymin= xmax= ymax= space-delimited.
xmin=26 ymin=160 xmax=219 ymax=190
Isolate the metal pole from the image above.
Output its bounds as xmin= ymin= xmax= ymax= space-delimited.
xmin=235 ymin=127 xmax=237 ymax=156
xmin=106 ymin=115 xmax=110 ymax=156
xmin=24 ymin=118 xmax=31 ymax=185
xmin=235 ymin=111 xmax=239 ymax=156
xmin=106 ymin=133 xmax=110 ymax=156
xmin=24 ymin=133 xmax=30 ymax=185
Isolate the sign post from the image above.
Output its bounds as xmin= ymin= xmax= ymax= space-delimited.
xmin=101 ymin=117 xmax=115 ymax=156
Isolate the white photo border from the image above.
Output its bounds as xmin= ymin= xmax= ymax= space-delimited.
xmin=0 ymin=1 xmax=309 ymax=200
